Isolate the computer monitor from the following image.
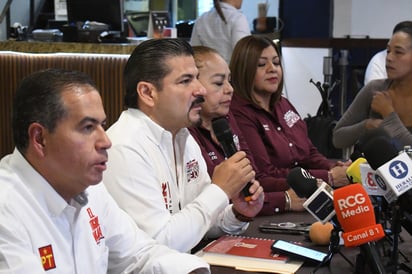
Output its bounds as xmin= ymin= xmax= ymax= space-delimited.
xmin=66 ymin=0 xmax=125 ymax=33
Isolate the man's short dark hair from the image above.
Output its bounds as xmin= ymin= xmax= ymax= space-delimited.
xmin=12 ymin=68 xmax=97 ymax=153
xmin=123 ymin=38 xmax=194 ymax=109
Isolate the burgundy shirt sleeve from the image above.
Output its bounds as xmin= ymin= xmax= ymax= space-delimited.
xmin=189 ymin=114 xmax=290 ymax=214
xmin=230 ymin=98 xmax=291 ymax=178
xmin=230 ymin=94 xmax=334 ymax=182
xmin=188 ymin=126 xmax=226 ymax=176
xmin=260 ymin=191 xmax=287 ymax=216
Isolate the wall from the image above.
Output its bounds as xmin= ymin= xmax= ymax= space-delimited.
xmin=334 ymin=0 xmax=412 ymax=38
xmin=282 ymin=48 xmax=330 ymax=119
xmin=0 ymin=0 xmax=42 ymax=40
xmin=284 ymin=0 xmax=412 ymax=118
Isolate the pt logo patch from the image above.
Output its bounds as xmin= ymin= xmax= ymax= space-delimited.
xmin=38 ymin=244 xmax=56 ymax=271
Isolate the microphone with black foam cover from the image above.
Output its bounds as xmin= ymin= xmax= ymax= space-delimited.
xmin=362 ymin=134 xmax=412 ymax=198
xmin=211 ymin=117 xmax=253 ymax=201
xmin=333 ymin=183 xmax=386 ymax=273
xmin=286 ymin=167 xmax=318 ymax=198
xmin=287 ymin=167 xmax=335 ymax=224
xmin=361 ymin=135 xmax=399 ymax=170
xmin=361 ymin=134 xmax=412 ymax=235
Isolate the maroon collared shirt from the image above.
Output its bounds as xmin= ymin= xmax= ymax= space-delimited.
xmin=230 ymin=94 xmax=334 ymax=183
xmin=189 ymin=112 xmax=290 ymax=215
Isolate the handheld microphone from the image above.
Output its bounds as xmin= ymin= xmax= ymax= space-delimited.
xmin=287 ymin=167 xmax=335 ymax=224
xmin=212 ymin=117 xmax=253 ymax=201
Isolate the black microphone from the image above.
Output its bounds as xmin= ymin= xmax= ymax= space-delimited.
xmin=360 ymin=134 xmax=412 ymax=235
xmin=212 ymin=117 xmax=253 ymax=201
xmin=361 ymin=135 xmax=399 ymax=170
xmin=361 ymin=135 xmax=412 ymax=197
xmin=287 ymin=167 xmax=335 ymax=224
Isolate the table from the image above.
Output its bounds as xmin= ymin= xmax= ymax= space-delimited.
xmin=210 ymin=212 xmax=412 ymax=273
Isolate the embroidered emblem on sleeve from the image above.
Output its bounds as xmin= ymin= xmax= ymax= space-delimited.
xmin=38 ymin=244 xmax=56 ymax=271
xmin=284 ymin=110 xmax=300 ymax=128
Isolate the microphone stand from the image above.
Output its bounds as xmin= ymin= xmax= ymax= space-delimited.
xmin=309 ymin=78 xmax=340 ymax=118
xmin=355 ymin=242 xmax=387 ymax=274
xmin=311 ymin=224 xmax=353 ymax=274
xmin=385 ymin=202 xmax=412 ymax=273
xmin=353 ymin=197 xmax=387 ymax=274
xmin=354 ymin=200 xmax=412 ymax=274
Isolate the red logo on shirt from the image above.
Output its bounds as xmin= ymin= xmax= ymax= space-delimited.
xmin=87 ymin=207 xmax=104 ymax=244
xmin=38 ymin=244 xmax=56 ymax=271
xmin=186 ymin=159 xmax=199 ymax=182
xmin=162 ymin=181 xmax=173 ymax=212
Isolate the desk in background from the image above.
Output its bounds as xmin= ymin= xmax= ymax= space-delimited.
xmin=0 ymin=40 xmax=137 ymax=54
xmin=210 ymin=212 xmax=412 ymax=274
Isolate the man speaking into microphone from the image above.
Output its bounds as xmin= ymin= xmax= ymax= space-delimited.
xmin=103 ymin=38 xmax=265 ymax=254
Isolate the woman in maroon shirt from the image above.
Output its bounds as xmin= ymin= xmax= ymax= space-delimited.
xmin=189 ymin=45 xmax=306 ymax=215
xmin=229 ymin=35 xmax=350 ymax=189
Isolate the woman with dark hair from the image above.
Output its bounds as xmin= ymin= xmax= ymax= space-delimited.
xmin=189 ymin=45 xmax=306 ymax=215
xmin=190 ymin=0 xmax=250 ymax=64
xmin=229 ymin=35 xmax=351 ymax=189
xmin=333 ymin=21 xmax=412 ymax=149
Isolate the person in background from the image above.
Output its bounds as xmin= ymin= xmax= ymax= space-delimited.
xmin=364 ymin=21 xmax=412 ymax=85
xmin=189 ymin=45 xmax=305 ymax=215
xmin=190 ymin=0 xmax=250 ymax=64
xmin=229 ymin=35 xmax=350 ymax=189
xmin=364 ymin=49 xmax=387 ymax=85
xmin=103 ymin=38 xmax=264 ymax=254
xmin=333 ymin=21 xmax=412 ymax=149
xmin=0 ymin=68 xmax=209 ymax=274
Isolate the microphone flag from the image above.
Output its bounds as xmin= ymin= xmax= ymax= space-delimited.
xmin=333 ymin=184 xmax=385 ymax=247
xmin=375 ymin=151 xmax=412 ymax=197
xmin=287 ymin=167 xmax=335 ymax=224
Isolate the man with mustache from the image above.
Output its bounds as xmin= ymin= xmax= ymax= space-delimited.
xmin=104 ymin=38 xmax=264 ymax=253
xmin=0 ymin=68 xmax=210 ymax=273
